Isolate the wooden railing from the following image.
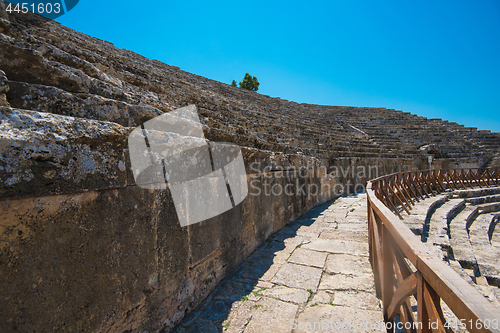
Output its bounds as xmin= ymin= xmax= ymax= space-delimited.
xmin=367 ymin=168 xmax=500 ymax=333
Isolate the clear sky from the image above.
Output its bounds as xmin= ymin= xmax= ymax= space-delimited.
xmin=58 ymin=0 xmax=500 ymax=133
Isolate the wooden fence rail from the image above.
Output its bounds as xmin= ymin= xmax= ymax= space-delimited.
xmin=367 ymin=168 xmax=500 ymax=333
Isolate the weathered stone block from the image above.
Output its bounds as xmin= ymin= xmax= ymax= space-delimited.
xmin=0 ymin=186 xmax=160 ymax=332
xmin=0 ymin=107 xmax=128 ymax=199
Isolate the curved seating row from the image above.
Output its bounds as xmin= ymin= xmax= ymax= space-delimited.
xmin=401 ymin=187 xmax=500 ymax=306
xmin=1 ymin=12 xmax=499 ymax=161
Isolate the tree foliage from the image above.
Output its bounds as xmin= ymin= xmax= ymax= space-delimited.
xmin=238 ymin=73 xmax=260 ymax=91
xmin=231 ymin=80 xmax=237 ymax=87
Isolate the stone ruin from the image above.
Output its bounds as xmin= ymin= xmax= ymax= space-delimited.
xmin=1 ymin=2 xmax=499 ymax=332
xmin=402 ymin=186 xmax=500 ymax=307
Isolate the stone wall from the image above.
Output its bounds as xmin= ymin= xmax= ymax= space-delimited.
xmin=0 ymin=105 xmax=418 ymax=332
xmin=0 ymin=4 xmax=498 ymax=332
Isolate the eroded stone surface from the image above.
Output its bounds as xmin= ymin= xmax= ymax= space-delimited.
xmin=271 ymin=263 xmax=323 ymax=292
xmin=0 ymin=107 xmax=128 ymax=198
xmin=294 ymin=305 xmax=385 ymax=333
xmin=325 ymin=253 xmax=372 ymax=276
xmin=240 ymin=297 xmax=299 ymax=333
xmin=302 ymin=238 xmax=369 ymax=257
xmin=288 ymin=247 xmax=328 ymax=268
xmin=319 ymin=273 xmax=376 ymax=293
xmin=260 ymin=286 xmax=310 ymax=305
xmin=331 ymin=290 xmax=382 ymax=310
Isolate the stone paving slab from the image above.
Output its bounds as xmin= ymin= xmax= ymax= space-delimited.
xmin=172 ymin=193 xmax=384 ymax=332
xmin=325 ymin=253 xmax=372 ymax=276
xmin=288 ymin=248 xmax=328 ymax=268
xmin=302 ymin=238 xmax=369 ymax=257
xmin=319 ymin=229 xmax=369 ymax=243
xmin=319 ymin=273 xmax=376 ymax=293
xmin=271 ymin=263 xmax=323 ymax=292
xmin=331 ymin=290 xmax=383 ymax=310
xmin=236 ymin=297 xmax=299 ymax=333
xmin=293 ymin=305 xmax=385 ymax=332
xmin=259 ymin=286 xmax=310 ymax=305
xmin=243 ymin=261 xmax=283 ymax=282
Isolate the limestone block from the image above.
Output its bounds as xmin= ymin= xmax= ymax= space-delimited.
xmin=294 ymin=305 xmax=384 ymax=332
xmin=0 ymin=69 xmax=8 ymax=107
xmin=0 ymin=187 xmax=166 ymax=332
xmin=0 ymin=107 xmax=128 ymax=199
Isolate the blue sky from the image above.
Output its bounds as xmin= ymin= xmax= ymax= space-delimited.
xmin=58 ymin=0 xmax=500 ymax=132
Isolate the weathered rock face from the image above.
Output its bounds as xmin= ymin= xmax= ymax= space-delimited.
xmin=0 ymin=4 xmax=499 ymax=333
xmin=0 ymin=70 xmax=9 ymax=106
xmin=0 ymin=107 xmax=128 ymax=198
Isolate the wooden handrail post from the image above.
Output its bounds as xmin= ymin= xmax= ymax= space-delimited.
xmin=416 ymin=272 xmax=431 ymax=333
xmin=411 ymin=174 xmax=426 ymax=200
xmin=437 ymin=170 xmax=451 ymax=191
xmin=478 ymin=169 xmax=490 ymax=188
xmin=444 ymin=170 xmax=457 ymax=190
xmin=382 ymin=224 xmax=395 ymax=333
xmin=396 ymin=174 xmax=414 ymax=208
xmin=431 ymin=170 xmax=446 ymax=192
xmin=486 ymin=169 xmax=498 ymax=186
xmin=404 ymin=174 xmax=420 ymax=202
xmin=467 ymin=169 xmax=480 ymax=189
xmin=369 ymin=205 xmax=384 ymax=298
xmin=461 ymin=170 xmax=474 ymax=188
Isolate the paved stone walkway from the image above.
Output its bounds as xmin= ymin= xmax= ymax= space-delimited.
xmin=173 ymin=193 xmax=384 ymax=332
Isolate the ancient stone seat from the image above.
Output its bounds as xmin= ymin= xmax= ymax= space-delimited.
xmin=401 ymin=186 xmax=500 ymax=306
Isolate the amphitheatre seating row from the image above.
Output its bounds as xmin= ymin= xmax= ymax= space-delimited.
xmin=1 ymin=12 xmax=499 ymax=161
xmin=400 ymin=187 xmax=500 ymax=308
xmin=367 ymin=168 xmax=500 ymax=332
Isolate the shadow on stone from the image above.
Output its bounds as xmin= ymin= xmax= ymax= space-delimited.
xmin=171 ymin=199 xmax=335 ymax=332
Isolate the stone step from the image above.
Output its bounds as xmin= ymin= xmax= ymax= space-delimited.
xmin=4 ymin=9 xmax=499 ymax=161
xmin=469 ymin=213 xmax=500 ymax=284
xmin=5 ymin=80 xmax=165 ymax=127
xmin=448 ymin=204 xmax=478 ymax=269
xmin=491 ymin=214 xmax=500 ymax=248
xmin=423 ymin=198 xmax=463 ymax=259
xmin=448 ymin=260 xmax=500 ymax=307
xmin=454 ymin=187 xmax=500 ymax=198
xmin=401 ymin=187 xmax=500 ymax=309
xmin=404 ymin=194 xmax=448 ymax=235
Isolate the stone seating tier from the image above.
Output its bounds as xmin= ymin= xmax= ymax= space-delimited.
xmin=401 ymin=187 xmax=500 ymax=307
xmin=0 ymin=11 xmax=499 ymax=162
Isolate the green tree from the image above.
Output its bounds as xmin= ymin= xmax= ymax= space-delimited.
xmin=231 ymin=79 xmax=237 ymax=87
xmin=239 ymin=73 xmax=260 ymax=91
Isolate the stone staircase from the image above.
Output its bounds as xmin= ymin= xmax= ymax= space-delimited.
xmin=1 ymin=5 xmax=499 ymax=163
xmin=401 ymin=187 xmax=500 ymax=308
